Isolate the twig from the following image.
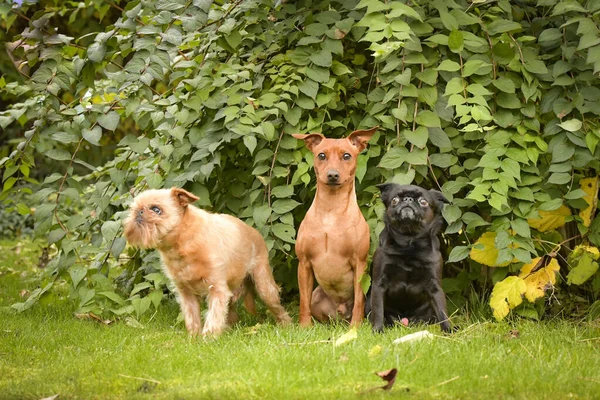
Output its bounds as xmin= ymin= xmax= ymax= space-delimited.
xmin=519 ymin=342 xmax=535 ymax=359
xmin=432 ymin=375 xmax=460 ymax=387
xmin=285 ymin=340 xmax=333 ymax=346
xmin=266 ymin=130 xmax=285 ymax=208
xmin=118 ymin=374 xmax=161 ymax=384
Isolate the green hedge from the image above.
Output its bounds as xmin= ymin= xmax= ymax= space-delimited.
xmin=2 ymin=0 xmax=600 ymax=321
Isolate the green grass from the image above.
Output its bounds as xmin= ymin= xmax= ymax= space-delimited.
xmin=1 ymin=240 xmax=600 ymax=400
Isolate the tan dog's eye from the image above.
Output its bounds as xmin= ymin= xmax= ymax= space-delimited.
xmin=343 ymin=153 xmax=351 ymax=160
xmin=150 ymin=206 xmax=162 ymax=215
xmin=391 ymin=197 xmax=400 ymax=206
xmin=318 ymin=153 xmax=326 ymax=160
xmin=418 ymin=198 xmax=429 ymax=207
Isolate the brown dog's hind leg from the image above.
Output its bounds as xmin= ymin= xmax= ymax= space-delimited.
xmin=251 ymin=254 xmax=292 ymax=325
xmin=310 ymin=286 xmax=338 ymax=322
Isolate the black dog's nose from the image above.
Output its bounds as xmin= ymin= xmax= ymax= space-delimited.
xmin=403 ymin=197 xmax=414 ymax=203
xmin=327 ymin=170 xmax=339 ymax=183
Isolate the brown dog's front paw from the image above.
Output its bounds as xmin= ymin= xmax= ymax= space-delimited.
xmin=299 ymin=316 xmax=313 ymax=327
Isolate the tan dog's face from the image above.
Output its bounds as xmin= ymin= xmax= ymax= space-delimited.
xmin=293 ymin=127 xmax=378 ymax=187
xmin=123 ymin=187 xmax=199 ymax=249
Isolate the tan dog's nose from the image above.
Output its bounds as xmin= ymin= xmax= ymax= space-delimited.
xmin=327 ymin=170 xmax=340 ymax=184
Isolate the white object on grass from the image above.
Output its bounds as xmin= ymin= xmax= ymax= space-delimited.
xmin=393 ymin=330 xmax=434 ymax=344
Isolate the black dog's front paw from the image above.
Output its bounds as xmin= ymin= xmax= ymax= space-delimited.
xmin=440 ymin=321 xmax=458 ymax=334
xmin=372 ymin=324 xmax=384 ymax=334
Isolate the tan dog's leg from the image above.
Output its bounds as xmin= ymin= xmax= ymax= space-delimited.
xmin=177 ymin=286 xmax=202 ymax=335
xmin=298 ymin=259 xmax=314 ymax=326
xmin=203 ymin=286 xmax=232 ymax=336
xmin=243 ymin=279 xmax=257 ymax=316
xmin=251 ymin=254 xmax=292 ymax=325
xmin=310 ymin=286 xmax=337 ymax=322
xmin=350 ymin=258 xmax=367 ymax=326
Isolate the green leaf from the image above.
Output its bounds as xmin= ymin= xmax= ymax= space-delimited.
xmin=487 ymin=19 xmax=522 ymax=35
xmin=437 ymin=60 xmax=461 ymax=72
xmin=298 ymin=79 xmax=319 ymax=99
xmin=442 ymin=204 xmax=461 ymax=224
xmin=558 ymin=119 xmax=583 ymax=132
xmin=253 ymin=204 xmax=271 ymax=227
xmin=97 ymin=111 xmax=120 ymax=131
xmin=404 ymin=126 xmax=428 ymax=148
xmin=448 ymin=30 xmax=464 ymax=53
xmin=101 ymin=220 xmax=121 ymax=241
xmin=309 ymin=50 xmax=332 ymax=67
xmin=82 ymin=126 xmax=102 ymax=146
xmin=551 ymin=141 xmax=575 ymax=163
xmin=415 ymin=110 xmax=441 ymax=128
xmin=379 ymin=147 xmax=407 ymax=169
xmin=448 ymin=246 xmax=470 ymax=263
xmin=567 ymin=253 xmax=599 ymax=285
xmin=87 ymin=42 xmax=106 ymax=62
xmin=271 ymin=223 xmax=296 ymax=243
xmin=272 ymin=199 xmax=301 ymax=214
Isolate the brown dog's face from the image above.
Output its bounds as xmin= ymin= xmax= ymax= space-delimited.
xmin=377 ymin=183 xmax=449 ymax=234
xmin=293 ymin=127 xmax=378 ymax=187
xmin=123 ymin=187 xmax=199 ymax=249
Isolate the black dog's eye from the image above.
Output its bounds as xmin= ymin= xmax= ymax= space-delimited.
xmin=391 ymin=197 xmax=400 ymax=206
xmin=150 ymin=206 xmax=162 ymax=215
xmin=342 ymin=153 xmax=351 ymax=160
xmin=418 ymin=198 xmax=429 ymax=207
xmin=318 ymin=153 xmax=326 ymax=160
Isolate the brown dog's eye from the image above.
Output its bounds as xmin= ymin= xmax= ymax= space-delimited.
xmin=343 ymin=153 xmax=351 ymax=160
xmin=150 ymin=206 xmax=162 ymax=215
xmin=418 ymin=198 xmax=429 ymax=207
xmin=391 ymin=197 xmax=400 ymax=206
xmin=318 ymin=153 xmax=326 ymax=160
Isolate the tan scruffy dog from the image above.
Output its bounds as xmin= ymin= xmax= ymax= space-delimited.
xmin=124 ymin=187 xmax=291 ymax=337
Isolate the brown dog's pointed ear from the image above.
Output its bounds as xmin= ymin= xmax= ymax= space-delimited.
xmin=292 ymin=133 xmax=325 ymax=151
xmin=347 ymin=126 xmax=379 ymax=152
xmin=171 ymin=187 xmax=199 ymax=207
xmin=429 ymin=189 xmax=450 ymax=205
xmin=376 ymin=182 xmax=397 ymax=207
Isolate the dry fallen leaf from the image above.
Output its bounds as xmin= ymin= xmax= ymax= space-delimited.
xmin=507 ymin=329 xmax=520 ymax=339
xmin=393 ymin=330 xmax=434 ymax=344
xmin=334 ymin=327 xmax=357 ymax=347
xmin=40 ymin=395 xmax=59 ymax=400
xmin=376 ymin=368 xmax=398 ymax=391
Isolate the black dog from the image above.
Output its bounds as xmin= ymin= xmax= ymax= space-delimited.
xmin=368 ymin=183 xmax=451 ymax=333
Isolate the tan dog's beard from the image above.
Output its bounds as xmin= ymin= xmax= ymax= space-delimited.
xmin=124 ymin=212 xmax=180 ymax=249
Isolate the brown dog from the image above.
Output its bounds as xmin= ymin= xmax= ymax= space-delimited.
xmin=123 ymin=187 xmax=291 ymax=336
xmin=292 ymin=127 xmax=378 ymax=326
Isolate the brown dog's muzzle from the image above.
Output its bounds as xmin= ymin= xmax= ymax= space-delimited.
xmin=326 ymin=169 xmax=340 ymax=185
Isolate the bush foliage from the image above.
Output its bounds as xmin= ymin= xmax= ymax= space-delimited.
xmin=2 ymin=0 xmax=600 ymax=322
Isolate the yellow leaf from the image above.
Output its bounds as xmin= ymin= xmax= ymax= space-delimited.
xmin=527 ymin=205 xmax=571 ymax=232
xmin=571 ymin=244 xmax=600 ymax=261
xmin=518 ymin=257 xmax=560 ymax=302
xmin=579 ymin=177 xmax=599 ymax=227
xmin=334 ymin=327 xmax=357 ymax=347
xmin=489 ymin=276 xmax=527 ymax=321
xmin=469 ymin=232 xmax=511 ymax=267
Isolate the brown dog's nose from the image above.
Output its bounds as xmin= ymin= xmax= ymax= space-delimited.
xmin=136 ymin=210 xmax=144 ymax=223
xmin=327 ymin=170 xmax=340 ymax=183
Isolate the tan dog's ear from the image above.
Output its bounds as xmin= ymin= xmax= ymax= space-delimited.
xmin=347 ymin=126 xmax=379 ymax=152
xmin=171 ymin=187 xmax=199 ymax=207
xmin=292 ymin=133 xmax=325 ymax=152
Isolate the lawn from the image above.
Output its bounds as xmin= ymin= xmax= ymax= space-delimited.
xmin=1 ymin=239 xmax=599 ymax=400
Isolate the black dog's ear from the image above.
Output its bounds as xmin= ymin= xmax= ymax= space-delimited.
xmin=376 ymin=183 xmax=396 ymax=207
xmin=429 ymin=189 xmax=450 ymax=205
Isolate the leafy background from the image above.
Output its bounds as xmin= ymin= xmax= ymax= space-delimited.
xmin=1 ymin=0 xmax=600 ymax=324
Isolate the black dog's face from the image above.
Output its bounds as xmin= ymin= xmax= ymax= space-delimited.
xmin=377 ymin=184 xmax=448 ymax=233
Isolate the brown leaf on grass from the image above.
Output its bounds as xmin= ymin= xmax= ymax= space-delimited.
xmin=376 ymin=368 xmax=398 ymax=391
xmin=74 ymin=313 xmax=112 ymax=325
xmin=507 ymin=329 xmax=520 ymax=339
xmin=19 ymin=289 xmax=29 ymax=298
